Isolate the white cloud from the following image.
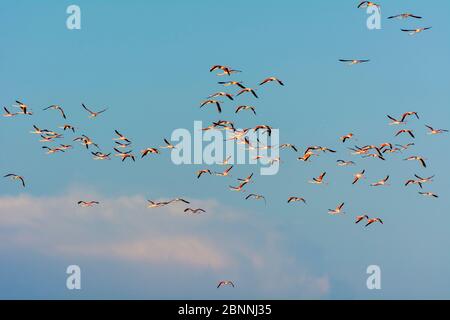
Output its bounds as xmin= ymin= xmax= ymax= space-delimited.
xmin=55 ymin=236 xmax=230 ymax=269
xmin=0 ymin=189 xmax=330 ymax=298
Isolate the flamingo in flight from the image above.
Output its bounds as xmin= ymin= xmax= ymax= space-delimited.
xmin=287 ymin=197 xmax=306 ymax=204
xmin=82 ymin=103 xmax=108 ymax=118
xmin=39 ymin=135 xmax=56 ymax=143
xmin=370 ymin=175 xmax=390 ymax=187
xmin=43 ymin=105 xmax=66 ymax=119
xmin=15 ymin=100 xmax=33 ymax=115
xmin=359 ymin=145 xmax=383 ymax=157
xmin=229 ymin=182 xmax=246 ymax=192
xmin=401 ymin=27 xmax=431 ymax=35
xmin=200 ymin=100 xmax=222 ymax=113
xmin=357 ymin=1 xmax=380 ymax=9
xmin=3 ymin=174 xmax=25 ymax=187
xmin=208 ymin=92 xmax=234 ymax=100
xmin=339 ymin=59 xmax=370 ymax=65
xmin=42 ymin=146 xmax=65 ymax=154
xmin=168 ymin=198 xmax=191 ymax=205
xmin=74 ymin=135 xmax=100 ymax=150
xmin=425 ymin=125 xmax=448 ymax=135
xmin=114 ymin=130 xmax=131 ymax=143
xmin=245 ymin=194 xmax=266 ymax=204
xmin=45 ymin=131 xmax=63 ymax=139
xmin=217 ymin=69 xmax=241 ymax=76
xmin=414 ymin=174 xmax=434 ymax=185
xmin=235 ymin=105 xmax=256 ymax=115
xmin=387 ymin=115 xmax=406 ymax=125
xmin=352 ymin=170 xmax=366 ymax=185
xmin=379 ymin=142 xmax=393 ymax=150
xmin=30 ymin=125 xmax=50 ymax=135
xmin=237 ymin=87 xmax=258 ymax=98
xmin=340 ymin=133 xmax=354 ymax=143
xmin=141 ymin=148 xmax=160 ymax=158
xmin=405 ymin=179 xmax=423 ymax=189
xmin=395 ymin=129 xmax=415 ymax=139
xmin=365 ymin=218 xmax=383 ymax=227
xmin=363 ymin=153 xmax=385 ymax=161
xmin=77 ymin=201 xmax=99 ymax=207
xmin=336 ymin=160 xmax=355 ymax=166
xmin=113 ymin=142 xmax=130 ymax=150
xmin=217 ymin=81 xmax=245 ymax=89
xmin=113 ymin=148 xmax=136 ymax=162
xmin=3 ymin=107 xmax=18 ymax=117
xmin=259 ymin=77 xmax=284 ymax=86
xmin=419 ymin=192 xmax=438 ymax=198
xmin=350 ymin=148 xmax=366 ymax=158
xmin=309 ymin=172 xmax=327 ymax=185
xmin=210 ymin=65 xmax=239 ymax=76
xmin=328 ymin=202 xmax=345 ymax=215
xmin=396 ymin=143 xmax=415 ymax=151
xmin=383 ymin=147 xmax=401 ymax=154
xmin=218 ymin=156 xmax=232 ymax=166
xmin=214 ymin=120 xmax=235 ymax=129
xmin=355 ymin=215 xmax=369 ymax=224
xmin=217 ymin=281 xmax=235 ymax=288
xmin=404 ymin=156 xmax=427 ymax=168
xmin=92 ymin=152 xmax=111 ymax=160
xmin=59 ymin=144 xmax=73 ymax=151
xmin=238 ymin=173 xmax=254 ymax=184
xmin=196 ymin=169 xmax=212 ymax=179
xmin=59 ymin=124 xmax=76 ymax=133
xmin=279 ymin=144 xmax=298 ymax=152
xmin=305 ymin=146 xmax=336 ymax=154
xmin=215 ymin=166 xmax=234 ymax=177
xmin=147 ymin=200 xmax=170 ymax=208
xmin=400 ymin=112 xmax=419 ymax=122
xmin=388 ymin=13 xmax=422 ymax=20
xmin=253 ymin=125 xmax=272 ymax=136
xmin=161 ymin=139 xmax=176 ymax=149
xmin=184 ymin=208 xmax=206 ymax=214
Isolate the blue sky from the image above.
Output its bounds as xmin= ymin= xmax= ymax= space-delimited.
xmin=1 ymin=0 xmax=450 ymax=299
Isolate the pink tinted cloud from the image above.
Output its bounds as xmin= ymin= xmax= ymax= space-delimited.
xmin=0 ymin=190 xmax=330 ymax=297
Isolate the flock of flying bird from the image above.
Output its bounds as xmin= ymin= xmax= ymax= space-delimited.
xmin=2 ymin=2 xmax=447 ymax=289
